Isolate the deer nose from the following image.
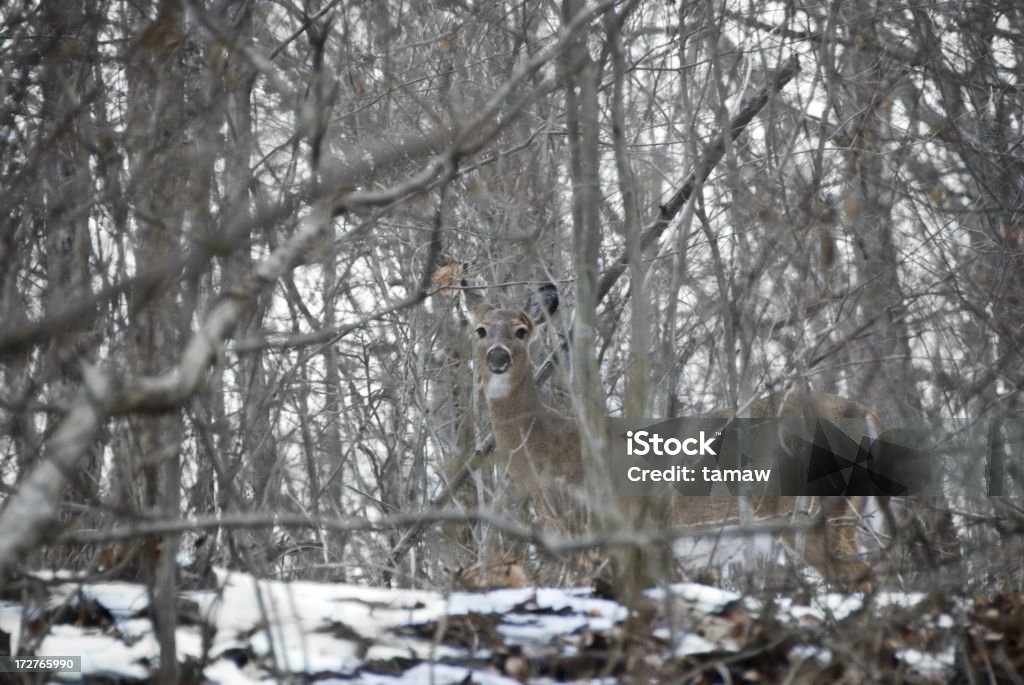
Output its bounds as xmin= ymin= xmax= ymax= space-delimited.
xmin=486 ymin=346 xmax=511 ymax=374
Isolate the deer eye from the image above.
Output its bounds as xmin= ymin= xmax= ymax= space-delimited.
xmin=515 ymin=328 xmax=529 ymax=340
xmin=475 ymin=327 xmax=487 ymax=339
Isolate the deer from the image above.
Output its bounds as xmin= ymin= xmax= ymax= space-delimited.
xmin=459 ymin=278 xmax=883 ymax=588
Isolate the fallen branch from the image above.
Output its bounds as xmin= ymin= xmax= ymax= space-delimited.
xmin=59 ymin=507 xmax=830 ymax=558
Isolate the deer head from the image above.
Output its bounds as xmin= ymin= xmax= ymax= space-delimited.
xmin=462 ymin=281 xmax=560 ymax=402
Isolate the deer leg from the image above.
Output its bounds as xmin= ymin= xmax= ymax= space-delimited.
xmin=790 ymin=497 xmax=874 ymax=590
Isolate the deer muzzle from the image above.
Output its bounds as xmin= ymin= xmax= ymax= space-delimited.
xmin=486 ymin=346 xmax=511 ymax=374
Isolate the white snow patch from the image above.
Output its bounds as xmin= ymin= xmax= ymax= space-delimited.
xmin=790 ymin=644 xmax=833 ymax=663
xmin=875 ymin=591 xmax=927 ymax=609
xmin=203 ymin=659 xmax=267 ymax=685
xmin=357 ymin=662 xmax=521 ymax=684
xmin=496 ymin=613 xmax=588 ymax=643
xmin=898 ymin=647 xmax=955 ymax=676
xmin=673 ymin=632 xmax=719 ymax=657
xmin=43 ymin=625 xmax=151 ymax=681
xmin=646 ymin=582 xmax=740 ymax=614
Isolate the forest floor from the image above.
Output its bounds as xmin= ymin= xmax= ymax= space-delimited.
xmin=0 ymin=567 xmax=1018 ymax=684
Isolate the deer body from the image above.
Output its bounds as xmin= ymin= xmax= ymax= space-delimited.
xmin=486 ymin=381 xmax=582 ymax=498
xmin=466 ymin=297 xmax=584 ymax=521
xmin=463 ymin=281 xmax=878 ymax=586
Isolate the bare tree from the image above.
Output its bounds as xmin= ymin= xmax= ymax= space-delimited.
xmin=0 ymin=11 xmax=1023 ymax=674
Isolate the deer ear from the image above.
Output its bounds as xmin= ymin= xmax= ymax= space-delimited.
xmin=461 ymin=280 xmax=490 ymax=324
xmin=526 ymin=283 xmax=559 ymax=326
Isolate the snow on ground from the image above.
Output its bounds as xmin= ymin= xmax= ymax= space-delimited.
xmin=0 ymin=569 xmax=962 ymax=683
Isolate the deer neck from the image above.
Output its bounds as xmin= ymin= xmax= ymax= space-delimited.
xmin=485 ymin=374 xmax=554 ymax=450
